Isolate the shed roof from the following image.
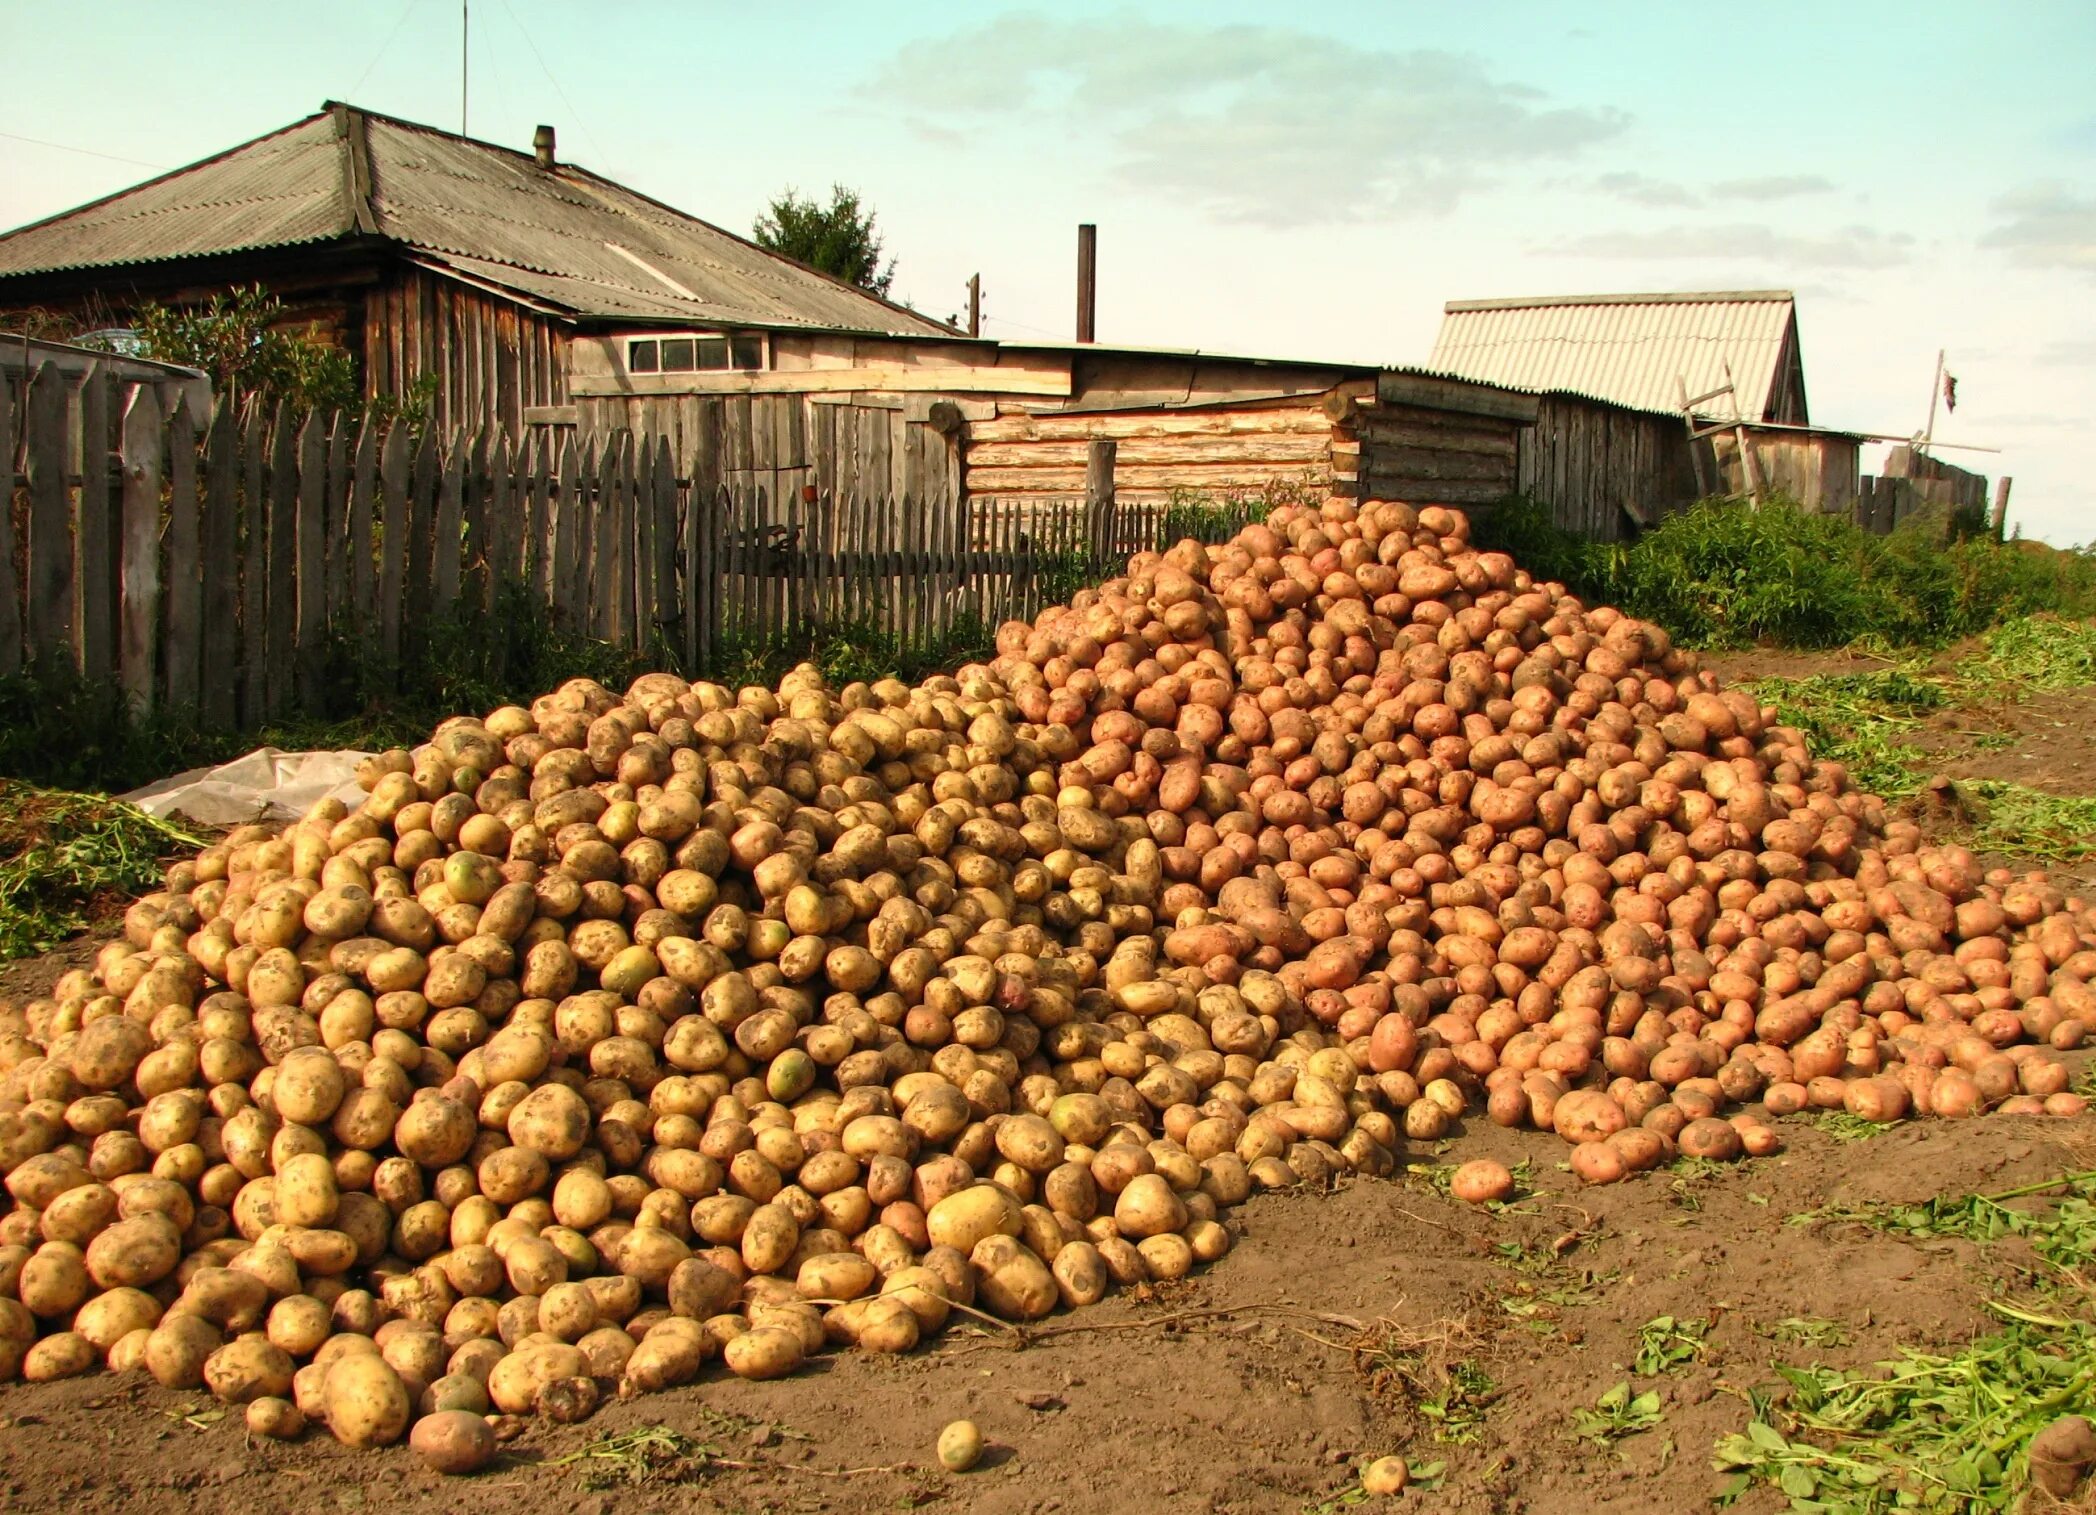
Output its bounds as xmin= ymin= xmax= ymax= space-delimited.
xmin=0 ymin=104 xmax=950 ymax=338
xmin=1428 ymin=291 xmax=1801 ymax=422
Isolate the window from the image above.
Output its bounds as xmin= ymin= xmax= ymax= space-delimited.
xmin=625 ymin=332 xmax=765 ymax=374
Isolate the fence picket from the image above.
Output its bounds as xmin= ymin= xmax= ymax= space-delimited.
xmin=325 ymin=410 xmax=351 ymax=627
xmin=557 ymin=437 xmax=588 ymax=626
xmin=634 ymin=437 xmax=654 ymax=648
xmin=199 ymin=400 xmax=237 ymax=728
xmin=20 ymin=364 xmax=70 ymax=666
xmin=402 ymin=428 xmax=440 ymax=672
xmin=433 ymin=434 xmax=466 ymax=616
xmin=377 ymin=423 xmax=408 ymax=674
xmin=234 ymin=405 xmax=267 ymax=722
xmin=76 ymin=365 xmax=115 ymax=681
xmin=349 ymin=417 xmax=378 ymax=631
xmin=463 ymin=426 xmax=490 ymax=613
xmin=118 ymin=384 xmax=164 ymax=710
xmin=165 ymin=394 xmax=201 ymax=711
xmin=260 ymin=402 xmax=298 ymax=718
xmin=295 ymin=411 xmax=327 ymax=712
xmin=0 ymin=376 xmax=20 ymax=676
xmin=593 ymin=437 xmax=618 ymax=639
xmin=487 ymin=431 xmax=514 ymax=607
xmin=651 ymin=436 xmax=676 ymax=655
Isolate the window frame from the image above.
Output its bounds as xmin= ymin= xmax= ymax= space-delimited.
xmin=623 ymin=330 xmax=768 ymax=375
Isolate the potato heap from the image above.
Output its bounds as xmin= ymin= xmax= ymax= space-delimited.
xmin=1 ymin=497 xmax=2090 ymax=1460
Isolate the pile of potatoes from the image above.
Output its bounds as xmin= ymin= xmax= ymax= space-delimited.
xmin=1 ymin=495 xmax=2091 ymax=1465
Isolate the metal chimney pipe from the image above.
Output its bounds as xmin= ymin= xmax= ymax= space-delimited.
xmin=533 ymin=124 xmax=556 ymax=170
xmin=1075 ymin=223 xmax=1096 ymax=343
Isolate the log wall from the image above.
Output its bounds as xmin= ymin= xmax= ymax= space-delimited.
xmin=959 ymin=397 xmax=1333 ymax=506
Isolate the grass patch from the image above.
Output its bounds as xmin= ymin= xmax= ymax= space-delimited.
xmin=1722 ymin=1171 xmax=2096 ymax=1510
xmin=0 ymin=782 xmax=203 ymax=960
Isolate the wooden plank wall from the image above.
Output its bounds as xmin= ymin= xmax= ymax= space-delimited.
xmin=1712 ymin=431 xmax=1862 ymax=518
xmin=1510 ymin=396 xmax=1702 ymax=542
xmin=361 ymin=266 xmax=570 ymax=436
xmin=1337 ymin=397 xmax=1524 ymax=510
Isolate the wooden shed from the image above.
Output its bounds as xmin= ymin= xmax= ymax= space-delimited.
xmin=1427 ymin=291 xmax=1866 ymax=537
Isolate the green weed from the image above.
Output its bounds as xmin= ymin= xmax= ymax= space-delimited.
xmin=1723 ymin=1172 xmax=2096 ymax=1510
xmin=1961 ymin=781 xmax=2096 ymax=863
xmin=1300 ymin=1460 xmax=1447 ymax=1513
xmin=0 ymin=784 xmax=203 ymax=960
xmin=1802 ymin=1110 xmax=1898 ymax=1143
xmin=1748 ymin=668 xmax=1941 ymax=802
xmin=1957 ymin=615 xmax=2096 ymax=691
xmin=1418 ymin=1362 xmax=1500 ymax=1444
xmin=1635 ymin=1316 xmax=1713 ymax=1376
xmin=1769 ymin=1317 xmax=1851 ymax=1350
xmin=1573 ymin=1382 xmax=1664 ymax=1448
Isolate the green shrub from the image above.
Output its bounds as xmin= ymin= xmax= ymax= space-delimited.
xmin=1471 ymin=495 xmax=2096 ymax=649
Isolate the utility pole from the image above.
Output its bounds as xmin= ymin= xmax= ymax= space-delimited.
xmin=1075 ymin=224 xmax=1097 ymax=343
xmin=1921 ymin=347 xmax=1945 ymax=454
xmin=966 ymin=275 xmax=981 ymax=338
xmin=462 ymin=0 xmax=470 ymax=135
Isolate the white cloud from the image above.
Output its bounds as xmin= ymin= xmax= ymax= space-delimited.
xmin=1711 ymin=174 xmax=1836 ymax=201
xmin=1981 ymin=183 xmax=2096 ymax=273
xmin=1548 ymin=222 xmax=1916 ymax=270
xmin=869 ymin=15 xmax=1626 ymax=225
xmin=1593 ymin=171 xmax=1698 ymax=208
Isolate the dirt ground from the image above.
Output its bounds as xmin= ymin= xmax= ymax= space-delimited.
xmin=2 ymin=648 xmax=2093 ymax=1515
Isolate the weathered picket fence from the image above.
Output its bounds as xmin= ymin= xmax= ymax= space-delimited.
xmin=1 ymin=366 xmax=1262 ymax=731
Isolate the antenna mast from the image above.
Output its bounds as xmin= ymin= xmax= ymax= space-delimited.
xmin=461 ymin=0 xmax=469 ymax=134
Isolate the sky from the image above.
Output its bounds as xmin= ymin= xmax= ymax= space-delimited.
xmin=4 ymin=1 xmax=2093 ymax=541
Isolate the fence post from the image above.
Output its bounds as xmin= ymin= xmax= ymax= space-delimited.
xmin=1991 ymin=476 xmax=2013 ymax=541
xmin=1084 ymin=439 xmax=1117 ymax=568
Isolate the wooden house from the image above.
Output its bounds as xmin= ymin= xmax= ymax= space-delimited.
xmin=0 ymin=103 xmax=950 ymax=436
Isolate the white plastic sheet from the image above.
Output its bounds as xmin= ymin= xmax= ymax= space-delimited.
xmin=118 ymin=748 xmax=372 ymax=828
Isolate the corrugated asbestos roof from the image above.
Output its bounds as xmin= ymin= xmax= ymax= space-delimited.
xmin=1428 ymin=291 xmax=1798 ymax=421
xmin=0 ymin=105 xmax=949 ymax=338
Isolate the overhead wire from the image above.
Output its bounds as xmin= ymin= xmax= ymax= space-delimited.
xmin=496 ymin=0 xmax=615 ymax=174
xmin=0 ymin=130 xmax=166 ymax=171
xmin=345 ymin=0 xmax=423 ymax=102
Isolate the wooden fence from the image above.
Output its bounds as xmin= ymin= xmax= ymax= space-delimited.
xmin=1 ymin=374 xmax=1252 ymax=730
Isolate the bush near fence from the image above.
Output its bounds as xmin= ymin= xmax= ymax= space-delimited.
xmin=1473 ymin=494 xmax=2096 ymax=649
